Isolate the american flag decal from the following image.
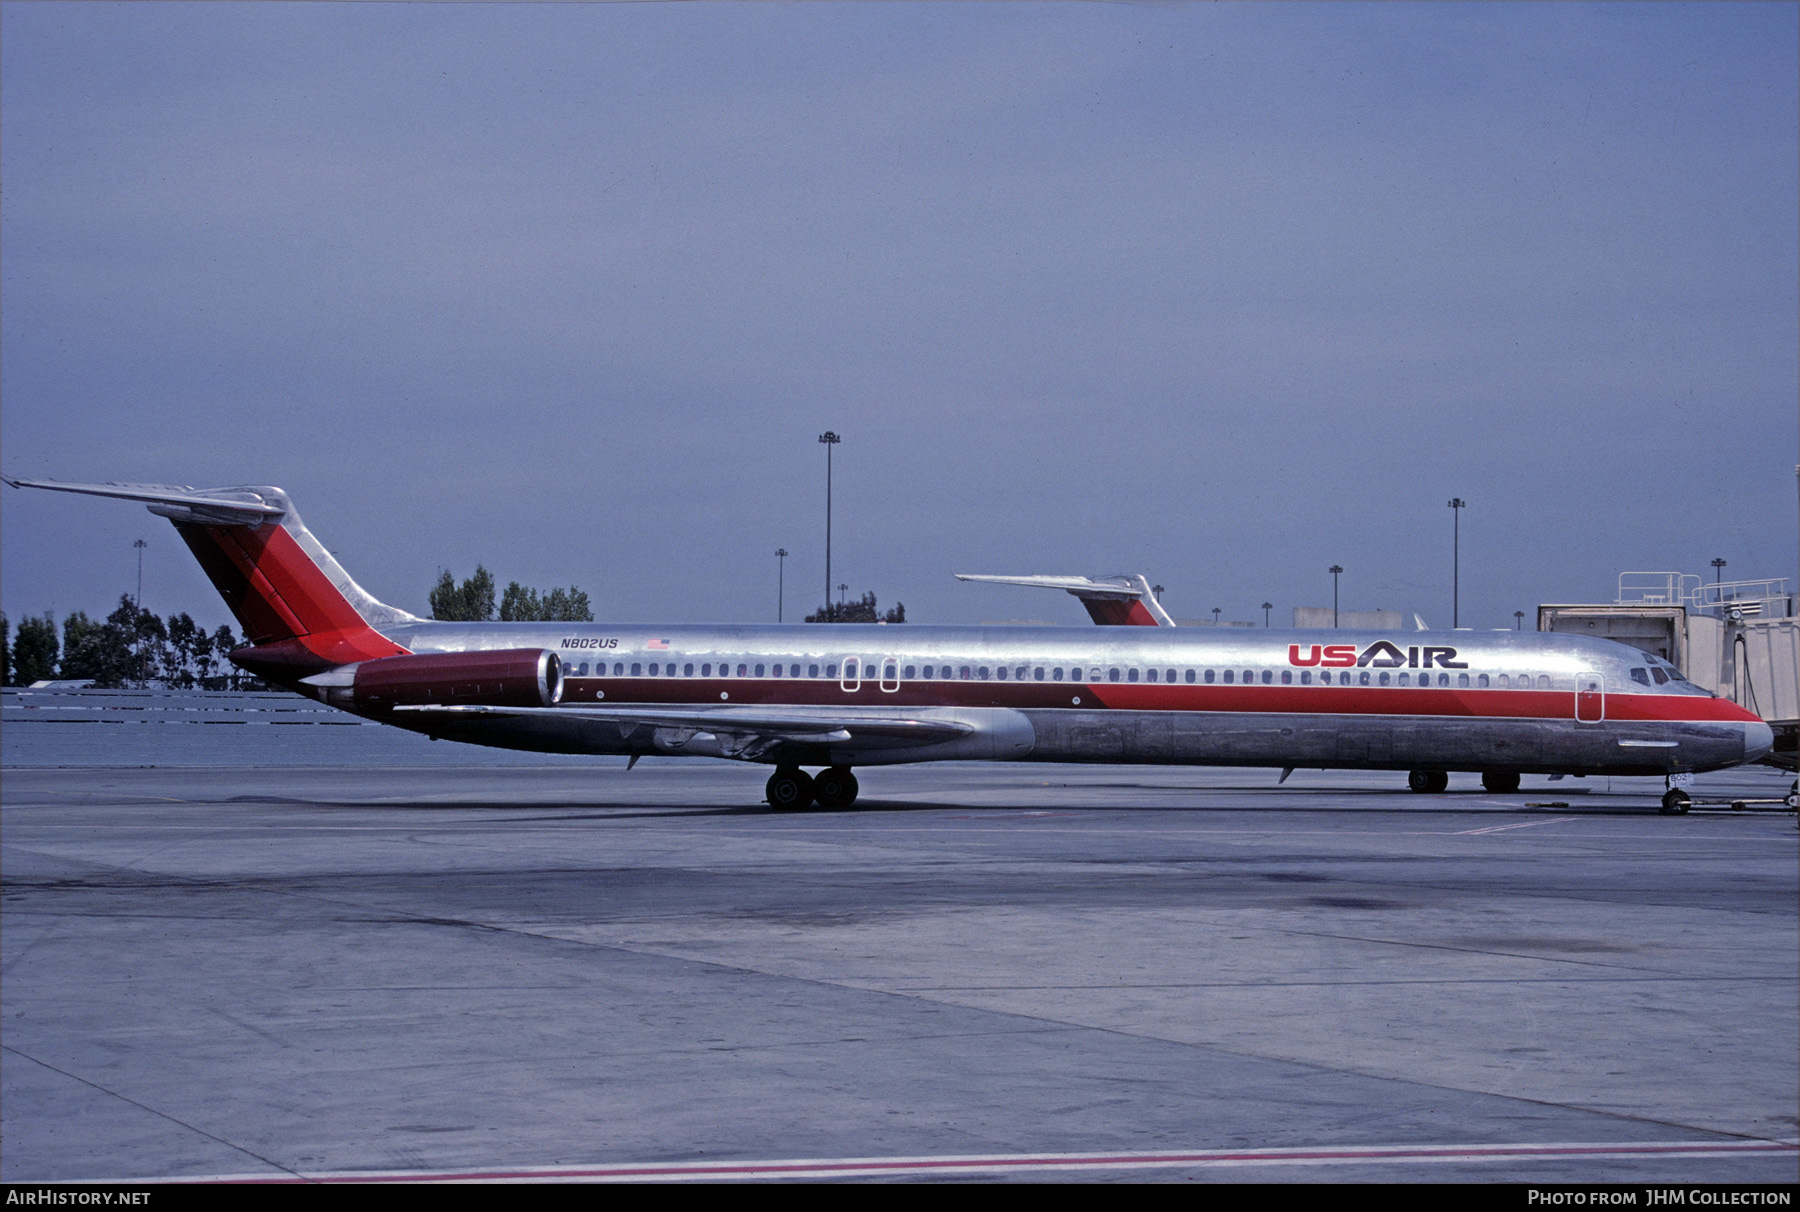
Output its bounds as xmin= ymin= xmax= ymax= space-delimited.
xmin=648 ymin=639 xmax=669 ymax=649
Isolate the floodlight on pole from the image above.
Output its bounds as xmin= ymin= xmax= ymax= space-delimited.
xmin=1211 ymin=607 xmax=1221 ymax=626
xmin=1262 ymin=602 xmax=1273 ymax=627
xmin=1514 ymin=610 xmax=1524 ymax=630
xmin=1447 ymin=498 xmax=1465 ymax=628
xmin=776 ymin=549 xmax=788 ymax=622
xmin=1329 ymin=566 xmax=1343 ymax=628
xmin=818 ymin=431 xmax=840 ymax=618
xmin=133 ymin=539 xmax=147 ymax=609
xmin=1711 ymin=557 xmax=1726 ymax=586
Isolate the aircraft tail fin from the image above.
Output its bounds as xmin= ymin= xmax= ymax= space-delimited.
xmin=3 ymin=478 xmax=414 ymax=674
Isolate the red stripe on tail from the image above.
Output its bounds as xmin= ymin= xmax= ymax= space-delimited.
xmin=175 ymin=522 xmax=406 ymax=670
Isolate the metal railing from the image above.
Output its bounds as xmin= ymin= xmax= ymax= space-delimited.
xmin=1617 ymin=572 xmax=1791 ymax=616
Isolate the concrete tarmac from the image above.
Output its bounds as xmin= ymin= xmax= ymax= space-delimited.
xmin=3 ymin=751 xmax=1796 ymax=1183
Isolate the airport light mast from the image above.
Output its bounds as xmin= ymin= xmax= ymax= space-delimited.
xmin=819 ymin=432 xmax=840 ymax=619
xmin=1262 ymin=601 xmax=1273 ymax=627
xmin=134 ymin=538 xmax=148 ymax=686
xmin=1329 ymin=565 xmax=1343 ymax=628
xmin=1447 ymin=498 xmax=1465 ymax=628
xmin=776 ymin=548 xmax=788 ymax=623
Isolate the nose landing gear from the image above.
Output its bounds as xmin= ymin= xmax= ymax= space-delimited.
xmin=1407 ymin=769 xmax=1449 ymax=794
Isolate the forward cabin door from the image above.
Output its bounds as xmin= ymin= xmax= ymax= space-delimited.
xmin=839 ymin=656 xmax=863 ymax=694
xmin=879 ymin=657 xmax=900 ymax=693
xmin=1576 ymin=672 xmax=1606 ymax=723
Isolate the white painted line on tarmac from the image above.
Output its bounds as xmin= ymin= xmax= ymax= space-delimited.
xmin=111 ymin=1137 xmax=1800 ymax=1183
xmin=1457 ymin=816 xmax=1577 ymax=834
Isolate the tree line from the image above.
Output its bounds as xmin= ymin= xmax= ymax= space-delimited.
xmin=2 ymin=569 xmax=901 ymax=686
xmin=2 ymin=600 xmax=258 ymax=689
xmin=430 ymin=566 xmax=595 ymax=622
xmin=806 ymin=592 xmax=905 ymax=624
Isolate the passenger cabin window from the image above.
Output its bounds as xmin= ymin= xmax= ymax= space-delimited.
xmin=1034 ymin=667 xmax=1045 ymax=681
xmin=1128 ymin=668 xmax=1139 ymax=683
xmin=1222 ymin=670 xmax=1234 ymax=684
xmin=1477 ymin=674 xmax=1489 ymax=687
xmin=904 ymin=666 xmax=915 ymax=679
xmin=1186 ymin=670 xmax=1196 ymax=683
xmin=1052 ymin=667 xmax=1063 ymax=681
xmin=1280 ymin=671 xmax=1292 ymax=684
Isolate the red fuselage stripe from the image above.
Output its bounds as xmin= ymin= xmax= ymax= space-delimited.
xmin=549 ymin=676 xmax=1756 ymax=724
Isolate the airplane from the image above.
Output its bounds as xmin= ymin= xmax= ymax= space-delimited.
xmin=4 ymin=477 xmax=1775 ymax=815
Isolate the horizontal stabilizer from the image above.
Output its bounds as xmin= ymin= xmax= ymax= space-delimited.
xmin=2 ymin=477 xmax=286 ymax=527
xmin=955 ymin=572 xmax=1175 ymax=627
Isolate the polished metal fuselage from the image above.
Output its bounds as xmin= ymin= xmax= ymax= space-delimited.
xmin=373 ymin=621 xmax=1770 ymax=776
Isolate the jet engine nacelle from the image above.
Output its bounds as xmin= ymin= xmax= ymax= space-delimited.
xmin=350 ymin=648 xmax=564 ymax=710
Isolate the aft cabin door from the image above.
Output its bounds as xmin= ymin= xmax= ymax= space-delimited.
xmin=839 ymin=657 xmax=863 ymax=694
xmin=879 ymin=657 xmax=900 ymax=693
xmin=1576 ymin=672 xmax=1605 ymax=723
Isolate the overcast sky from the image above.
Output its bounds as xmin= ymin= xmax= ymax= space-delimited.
xmin=3 ymin=1 xmax=1795 ymax=637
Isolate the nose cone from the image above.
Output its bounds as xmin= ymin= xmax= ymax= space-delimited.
xmin=1743 ymin=719 xmax=1774 ymax=763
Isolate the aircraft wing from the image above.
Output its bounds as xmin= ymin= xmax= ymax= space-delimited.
xmin=395 ymin=702 xmax=974 ymax=758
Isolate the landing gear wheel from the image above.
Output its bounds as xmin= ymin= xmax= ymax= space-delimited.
xmin=1408 ymin=769 xmax=1449 ymax=794
xmin=1660 ymin=788 xmax=1691 ymax=815
xmin=813 ymin=766 xmax=860 ymax=810
xmin=765 ymin=767 xmax=815 ymax=811
xmin=1787 ymin=781 xmax=1798 ymax=810
xmin=1481 ymin=771 xmax=1521 ymax=793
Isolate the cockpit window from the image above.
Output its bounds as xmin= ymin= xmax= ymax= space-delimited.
xmin=1630 ymin=668 xmax=1650 ymax=686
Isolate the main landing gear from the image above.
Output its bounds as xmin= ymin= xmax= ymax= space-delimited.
xmin=765 ymin=765 xmax=859 ymax=811
xmin=1407 ymin=770 xmax=1522 ymax=794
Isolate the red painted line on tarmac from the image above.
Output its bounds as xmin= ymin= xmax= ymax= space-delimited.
xmin=127 ymin=1137 xmax=1799 ymax=1183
